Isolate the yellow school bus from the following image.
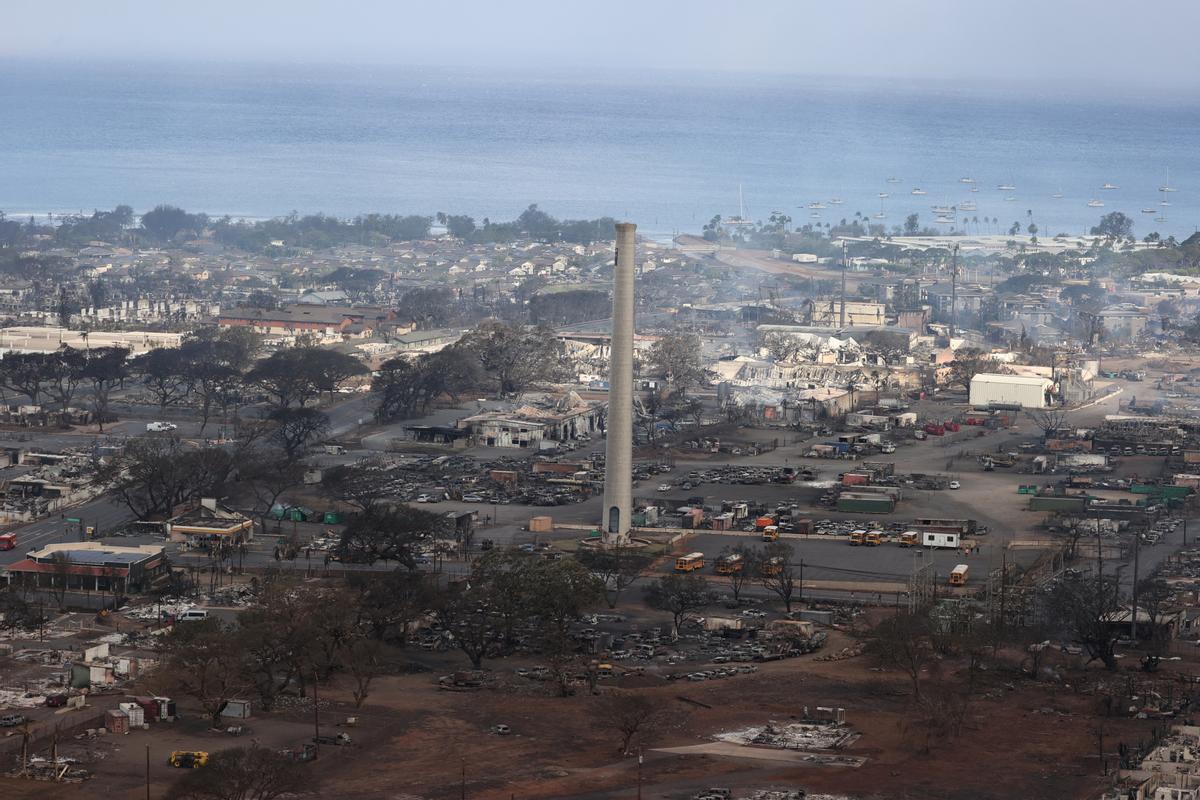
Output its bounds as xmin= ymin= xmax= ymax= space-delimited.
xmin=760 ymin=556 xmax=784 ymax=577
xmin=949 ymin=564 xmax=969 ymax=586
xmin=715 ymin=553 xmax=745 ymax=574
xmin=674 ymin=552 xmax=705 ymax=572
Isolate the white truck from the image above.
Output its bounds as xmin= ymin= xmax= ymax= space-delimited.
xmin=922 ymin=531 xmax=960 ymax=549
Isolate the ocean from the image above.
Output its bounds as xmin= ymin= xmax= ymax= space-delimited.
xmin=1 ymin=60 xmax=1197 ymax=241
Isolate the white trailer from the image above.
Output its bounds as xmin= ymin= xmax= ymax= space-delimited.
xmin=922 ymin=531 xmax=961 ymax=549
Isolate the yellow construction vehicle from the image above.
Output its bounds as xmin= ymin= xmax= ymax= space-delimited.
xmin=168 ymin=751 xmax=209 ymax=769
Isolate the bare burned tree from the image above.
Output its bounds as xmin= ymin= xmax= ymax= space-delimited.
xmin=759 ymin=542 xmax=799 ymax=612
xmin=171 ymin=745 xmax=308 ymax=800
xmin=1047 ymin=570 xmax=1124 ymax=671
xmin=1027 ymin=407 xmax=1069 ymax=440
xmin=344 ymin=636 xmax=384 ymax=708
xmin=718 ymin=543 xmax=759 ymax=603
xmin=576 ymin=545 xmax=653 ymax=609
xmin=597 ymin=691 xmax=669 ymax=755
xmin=867 ymin=610 xmax=933 ymax=699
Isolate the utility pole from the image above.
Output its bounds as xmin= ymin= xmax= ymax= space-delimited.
xmin=312 ymin=671 xmax=320 ymax=760
xmin=950 ymin=243 xmax=959 ymax=338
xmin=637 ymin=748 xmax=643 ymax=800
xmin=1131 ymin=525 xmax=1141 ymax=641
xmin=798 ymin=559 xmax=804 ymax=603
xmin=999 ymin=549 xmax=1007 ymax=629
xmin=839 ymin=240 xmax=847 ymax=329
xmin=146 ymin=744 xmax=151 ymax=800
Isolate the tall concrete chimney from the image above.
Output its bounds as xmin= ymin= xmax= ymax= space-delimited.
xmin=602 ymin=222 xmax=636 ymax=545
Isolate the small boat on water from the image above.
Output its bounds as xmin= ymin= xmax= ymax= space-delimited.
xmin=934 ymin=216 xmax=955 ymax=224
xmin=829 ymin=198 xmax=844 ymax=205
xmin=958 ymin=200 xmax=977 ymax=211
xmin=969 ymin=187 xmax=979 ymax=193
xmin=886 ymin=176 xmax=901 ymax=183
xmin=1160 ymin=185 xmax=1178 ymax=193
xmin=1101 ymin=183 xmax=1119 ymax=190
xmin=1161 ymin=199 xmax=1172 ymax=206
xmin=911 ymin=188 xmax=927 ymax=196
xmin=1087 ymin=199 xmax=1105 ymax=208
xmin=959 ymin=177 xmax=975 ymax=183
xmin=931 ymin=205 xmax=955 ymax=214
xmin=807 ymin=202 xmax=826 ymax=209
xmin=1052 ymin=189 xmax=1064 ymax=199
xmin=725 ymin=184 xmax=755 ymax=226
xmin=998 ymin=183 xmax=1016 ymax=191
xmin=1142 ymin=208 xmax=1157 ymax=214
xmin=1003 ymin=196 xmax=1017 ymax=202
xmin=878 ymin=192 xmax=890 ymax=198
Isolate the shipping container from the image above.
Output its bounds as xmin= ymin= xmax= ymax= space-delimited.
xmin=837 ymin=495 xmax=896 ymax=513
xmin=1131 ymin=484 xmax=1190 ymax=499
xmin=912 ymin=518 xmax=977 ymax=535
xmin=1028 ymin=496 xmax=1087 ymax=512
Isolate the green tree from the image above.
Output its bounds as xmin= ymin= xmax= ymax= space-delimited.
xmin=647 ymin=331 xmax=706 ymax=394
xmin=131 ymin=347 xmax=193 ymax=411
xmin=267 ymin=407 xmax=330 ymax=463
xmin=141 ymin=205 xmax=207 ymax=242
xmin=335 ymin=505 xmax=449 ymax=567
xmin=81 ymin=346 xmax=129 ymax=432
xmin=460 ymin=320 xmax=564 ymax=395
xmin=1090 ymin=211 xmax=1134 ymax=240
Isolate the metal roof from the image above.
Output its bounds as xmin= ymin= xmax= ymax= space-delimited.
xmin=970 ymin=374 xmax=1054 ymax=386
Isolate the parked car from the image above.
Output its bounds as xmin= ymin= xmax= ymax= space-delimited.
xmin=415 ymin=494 xmax=435 ymax=503
xmin=949 ymin=480 xmax=961 ymax=490
xmin=461 ymin=494 xmax=485 ymax=502
xmin=0 ymin=714 xmax=26 ymax=727
xmin=656 ymin=483 xmax=672 ymax=492
xmin=146 ymin=421 xmax=178 ymax=432
xmin=44 ymin=694 xmax=68 ymax=708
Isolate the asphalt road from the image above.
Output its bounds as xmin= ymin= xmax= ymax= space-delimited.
xmin=0 ymin=494 xmax=134 ymax=566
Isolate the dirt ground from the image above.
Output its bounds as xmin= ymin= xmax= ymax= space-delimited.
xmin=0 ymin=622 xmax=1171 ymax=800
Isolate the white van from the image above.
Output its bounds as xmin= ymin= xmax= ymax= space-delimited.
xmin=177 ymin=609 xmax=209 ymax=622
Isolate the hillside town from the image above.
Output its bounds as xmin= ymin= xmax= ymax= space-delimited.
xmin=2 ymin=205 xmax=1200 ymax=799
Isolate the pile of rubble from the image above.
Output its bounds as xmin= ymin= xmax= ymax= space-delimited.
xmin=814 ymin=643 xmax=865 ymax=662
xmin=717 ymin=719 xmax=858 ymax=751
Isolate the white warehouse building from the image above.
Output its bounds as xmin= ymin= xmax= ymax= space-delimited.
xmin=969 ymin=373 xmax=1054 ymax=409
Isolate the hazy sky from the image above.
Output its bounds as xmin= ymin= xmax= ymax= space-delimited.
xmin=5 ymin=0 xmax=1200 ymax=91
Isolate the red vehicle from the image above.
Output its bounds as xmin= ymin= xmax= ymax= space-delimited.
xmin=924 ymin=423 xmax=946 ymax=436
xmin=944 ymin=421 xmax=961 ymax=432
xmin=0 ymin=533 xmax=15 ymax=551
